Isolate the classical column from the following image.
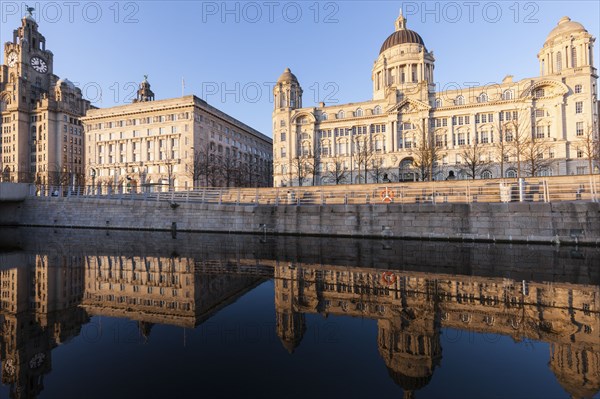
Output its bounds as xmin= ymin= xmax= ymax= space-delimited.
xmin=555 ymin=102 xmax=564 ymax=140
xmin=385 ymin=121 xmax=393 ymax=153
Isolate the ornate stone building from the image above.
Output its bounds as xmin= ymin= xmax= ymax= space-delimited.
xmin=273 ymin=261 xmax=600 ymax=399
xmin=82 ymin=79 xmax=273 ymax=192
xmin=273 ymin=12 xmax=599 ymax=186
xmin=0 ymin=10 xmax=90 ymax=187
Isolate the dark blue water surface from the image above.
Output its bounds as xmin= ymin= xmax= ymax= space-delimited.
xmin=0 ymin=228 xmax=598 ymax=399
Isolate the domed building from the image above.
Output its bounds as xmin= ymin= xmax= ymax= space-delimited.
xmin=273 ymin=11 xmax=598 ymax=186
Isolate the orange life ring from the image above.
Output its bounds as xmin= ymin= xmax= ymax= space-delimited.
xmin=381 ymin=271 xmax=397 ymax=286
xmin=380 ymin=188 xmax=394 ymax=203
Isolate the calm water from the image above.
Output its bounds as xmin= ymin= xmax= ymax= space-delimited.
xmin=0 ymin=228 xmax=598 ymax=399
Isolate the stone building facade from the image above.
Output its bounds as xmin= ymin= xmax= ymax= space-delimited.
xmin=0 ymin=11 xmax=90 ymax=187
xmin=273 ymin=12 xmax=599 ymax=186
xmin=82 ymin=81 xmax=273 ymax=192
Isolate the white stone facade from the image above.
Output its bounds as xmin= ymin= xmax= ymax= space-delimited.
xmin=273 ymin=12 xmax=599 ymax=186
xmin=83 ymin=93 xmax=272 ymax=192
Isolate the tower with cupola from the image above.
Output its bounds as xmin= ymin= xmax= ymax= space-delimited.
xmin=372 ymin=9 xmax=436 ymax=105
xmin=272 ymin=68 xmax=304 ymax=186
xmin=0 ymin=8 xmax=90 ymax=186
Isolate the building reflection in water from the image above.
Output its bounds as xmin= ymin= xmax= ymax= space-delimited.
xmin=0 ymin=228 xmax=598 ymax=399
xmin=274 ymin=262 xmax=599 ymax=399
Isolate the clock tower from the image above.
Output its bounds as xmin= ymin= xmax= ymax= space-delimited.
xmin=0 ymin=8 xmax=90 ymax=188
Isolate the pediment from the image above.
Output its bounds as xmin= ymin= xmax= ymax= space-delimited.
xmin=388 ymin=98 xmax=430 ymax=114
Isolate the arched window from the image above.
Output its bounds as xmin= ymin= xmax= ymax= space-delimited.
xmin=455 ymin=95 xmax=465 ymax=106
xmin=502 ymin=90 xmax=513 ymax=100
xmin=477 ymin=93 xmax=488 ymax=103
xmin=280 ymin=93 xmax=287 ymax=108
xmin=505 ymin=169 xmax=517 ymax=178
xmin=571 ymin=46 xmax=577 ymax=68
xmin=541 ymin=59 xmax=546 ymax=75
xmin=355 ymin=108 xmax=363 ymax=117
xmin=537 ymin=168 xmax=553 ymax=177
xmin=373 ymin=105 xmax=382 ymax=115
xmin=301 ymin=142 xmax=311 ymax=156
xmin=435 ymin=98 xmax=442 ymax=108
xmin=321 ymin=113 xmax=328 ymax=121
xmin=320 ymin=140 xmax=330 ymax=156
xmin=534 ymin=88 xmax=545 ymax=98
xmin=337 ymin=110 xmax=345 ymax=119
xmin=556 ymin=52 xmax=562 ymax=72
xmin=481 ymin=170 xmax=493 ymax=179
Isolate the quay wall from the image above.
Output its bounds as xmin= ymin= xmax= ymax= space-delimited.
xmin=0 ymin=197 xmax=599 ymax=245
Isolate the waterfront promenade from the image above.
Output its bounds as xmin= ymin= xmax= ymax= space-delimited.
xmin=1 ymin=175 xmax=599 ymax=246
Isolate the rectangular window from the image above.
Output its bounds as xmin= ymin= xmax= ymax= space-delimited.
xmin=536 ymin=126 xmax=545 ymax=139
xmin=576 ymin=121 xmax=584 ymax=136
xmin=480 ymin=132 xmax=489 ymax=144
xmin=575 ymin=102 xmax=583 ymax=113
xmin=435 ymin=135 xmax=444 ymax=147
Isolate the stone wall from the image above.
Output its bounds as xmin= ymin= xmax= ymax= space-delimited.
xmin=1 ymin=197 xmax=599 ymax=245
xmin=0 ymin=183 xmax=29 ymax=202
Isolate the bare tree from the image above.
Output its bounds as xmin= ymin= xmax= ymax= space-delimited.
xmin=369 ymin=155 xmax=386 ymax=183
xmin=244 ymin=156 xmax=261 ymax=188
xmin=221 ymin=151 xmax=239 ymax=187
xmin=577 ymin=124 xmax=600 ymax=175
xmin=493 ymin=119 xmax=513 ymax=178
xmin=186 ymin=149 xmax=204 ymax=189
xmin=291 ymin=155 xmax=313 ymax=186
xmin=164 ymin=163 xmax=177 ymax=190
xmin=503 ymin=108 xmax=532 ymax=178
xmin=311 ymin=149 xmax=322 ymax=186
xmin=323 ymin=155 xmax=349 ymax=185
xmin=206 ymin=154 xmax=221 ymax=187
xmin=410 ymin=123 xmax=439 ymax=181
xmin=460 ymin=141 xmax=491 ymax=179
xmin=521 ymin=136 xmax=554 ymax=177
xmin=354 ymin=136 xmax=375 ymax=184
xmin=190 ymin=142 xmax=219 ymax=187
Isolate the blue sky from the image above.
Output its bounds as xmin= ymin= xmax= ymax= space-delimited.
xmin=1 ymin=1 xmax=599 ymax=136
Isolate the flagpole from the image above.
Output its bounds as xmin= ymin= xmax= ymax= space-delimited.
xmin=181 ymin=77 xmax=185 ymax=97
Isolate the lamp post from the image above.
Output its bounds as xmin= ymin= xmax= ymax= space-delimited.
xmin=90 ymin=168 xmax=96 ymax=195
xmin=347 ymin=127 xmax=354 ymax=184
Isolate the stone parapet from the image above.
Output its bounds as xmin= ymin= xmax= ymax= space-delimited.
xmin=1 ymin=197 xmax=599 ymax=245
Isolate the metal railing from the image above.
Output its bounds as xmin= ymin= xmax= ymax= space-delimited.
xmin=29 ymin=175 xmax=600 ymax=205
